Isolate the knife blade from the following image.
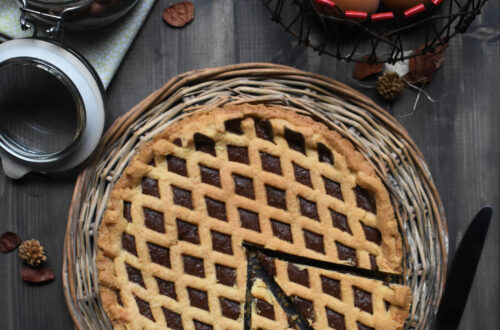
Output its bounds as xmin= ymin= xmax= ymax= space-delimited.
xmin=434 ymin=206 xmax=493 ymax=329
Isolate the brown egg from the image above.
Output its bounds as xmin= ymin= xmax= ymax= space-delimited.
xmin=333 ymin=0 xmax=381 ymax=14
xmin=382 ymin=0 xmax=433 ymax=12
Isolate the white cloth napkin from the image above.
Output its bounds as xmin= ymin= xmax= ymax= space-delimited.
xmin=0 ymin=0 xmax=155 ymax=88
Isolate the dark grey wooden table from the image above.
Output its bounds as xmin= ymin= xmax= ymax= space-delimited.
xmin=0 ymin=1 xmax=498 ymax=329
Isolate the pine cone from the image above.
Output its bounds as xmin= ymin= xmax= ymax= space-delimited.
xmin=19 ymin=239 xmax=47 ymax=267
xmin=376 ymin=72 xmax=404 ymax=100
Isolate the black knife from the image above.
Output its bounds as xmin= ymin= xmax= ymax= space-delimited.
xmin=434 ymin=206 xmax=493 ymax=329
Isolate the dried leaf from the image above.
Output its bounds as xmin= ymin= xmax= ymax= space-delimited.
xmin=406 ymin=44 xmax=448 ymax=84
xmin=21 ymin=268 xmax=54 ymax=284
xmin=163 ymin=1 xmax=195 ymax=28
xmin=0 ymin=232 xmax=22 ymax=253
xmin=353 ymin=55 xmax=383 ymax=80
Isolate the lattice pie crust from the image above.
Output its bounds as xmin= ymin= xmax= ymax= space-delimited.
xmin=97 ymin=104 xmax=408 ymax=329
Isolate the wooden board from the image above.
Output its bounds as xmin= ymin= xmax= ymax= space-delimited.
xmin=0 ymin=1 xmax=498 ymax=329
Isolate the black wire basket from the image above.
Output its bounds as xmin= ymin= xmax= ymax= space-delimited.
xmin=262 ymin=0 xmax=488 ymax=63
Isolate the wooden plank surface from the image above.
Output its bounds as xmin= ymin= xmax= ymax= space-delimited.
xmin=0 ymin=0 xmax=498 ymax=329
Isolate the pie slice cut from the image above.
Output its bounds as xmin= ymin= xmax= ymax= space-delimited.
xmin=258 ymin=256 xmax=412 ymax=330
xmin=96 ymin=104 xmax=408 ymax=329
xmin=246 ymin=250 xmax=308 ymax=330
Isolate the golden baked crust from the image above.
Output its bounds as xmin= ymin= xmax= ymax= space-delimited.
xmin=97 ymin=104 xmax=406 ymax=329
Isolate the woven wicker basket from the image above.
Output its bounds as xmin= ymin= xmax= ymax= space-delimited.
xmin=62 ymin=63 xmax=447 ymax=330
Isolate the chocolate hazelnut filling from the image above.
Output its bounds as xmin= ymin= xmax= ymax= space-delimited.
xmin=254 ymin=118 xmax=274 ymax=142
xmin=225 ymin=118 xmax=244 ymax=135
xmin=167 ymin=155 xmax=188 ymax=177
xmin=323 ymin=176 xmax=343 ymax=201
xmin=205 ymin=196 xmax=227 ymax=221
xmin=188 ymin=288 xmax=209 ymax=311
xmin=199 ymin=165 xmax=221 ymax=187
xmin=219 ymin=297 xmax=241 ymax=320
xmin=162 ymin=308 xmax=183 ymax=330
xmin=287 ymin=263 xmax=310 ymax=287
xmin=172 ymin=138 xmax=182 ymax=146
xmin=353 ymin=287 xmax=373 ymax=314
xmin=194 ymin=133 xmax=216 ymax=156
xmin=369 ymin=254 xmax=378 ymax=271
xmin=331 ymin=209 xmax=351 ymax=234
xmin=260 ymin=152 xmax=282 ymax=175
xmin=361 ymin=223 xmax=382 ymax=245
xmin=233 ymin=174 xmax=255 ymax=199
xmin=147 ymin=243 xmax=171 ymax=268
xmin=317 ymin=142 xmax=334 ymax=165
xmin=126 ymin=264 xmax=145 ymax=288
xmin=156 ymin=277 xmax=177 ymax=300
xmin=290 ymin=296 xmax=315 ymax=322
xmin=122 ymin=233 xmax=137 ymax=256
xmin=293 ymin=163 xmax=313 ymax=188
xmin=135 ymin=296 xmax=154 ymax=321
xmin=193 ymin=320 xmax=212 ymax=330
xmin=257 ymin=252 xmax=277 ymax=277
xmin=325 ymin=307 xmax=346 ymax=330
xmin=143 ymin=207 xmax=165 ymax=233
xmin=239 ymin=208 xmax=261 ymax=232
xmin=228 ymin=145 xmax=250 ymax=164
xmin=123 ymin=201 xmax=132 ymax=222
xmin=177 ymin=219 xmax=200 ymax=244
xmin=172 ymin=186 xmax=193 ymax=210
xmin=284 ymin=127 xmax=306 ymax=154
xmin=299 ymin=197 xmax=320 ymax=221
xmin=303 ymin=229 xmax=325 ymax=254
xmin=211 ymin=231 xmax=233 ymax=255
xmin=336 ymin=242 xmax=358 ymax=266
xmin=321 ymin=275 xmax=341 ymax=299
xmin=270 ymin=219 xmax=293 ymax=242
xmin=115 ymin=290 xmax=123 ymax=306
xmin=215 ymin=264 xmax=237 ymax=287
xmin=265 ymin=185 xmax=287 ymax=210
xmin=354 ymin=186 xmax=376 ymax=214
xmin=183 ymin=255 xmax=205 ymax=278
xmin=255 ymin=299 xmax=275 ymax=320
xmin=141 ymin=177 xmax=160 ymax=198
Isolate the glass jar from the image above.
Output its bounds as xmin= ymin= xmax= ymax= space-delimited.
xmin=0 ymin=0 xmax=138 ymax=178
xmin=0 ymin=38 xmax=105 ymax=178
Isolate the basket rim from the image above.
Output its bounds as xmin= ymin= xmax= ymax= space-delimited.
xmin=62 ymin=62 xmax=448 ymax=329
